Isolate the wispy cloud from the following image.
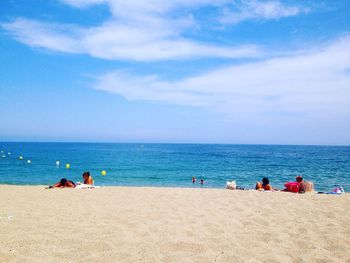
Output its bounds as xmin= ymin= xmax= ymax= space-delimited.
xmin=60 ymin=0 xmax=106 ymax=8
xmin=220 ymin=0 xmax=309 ymax=24
xmin=60 ymin=0 xmax=228 ymax=14
xmin=1 ymin=0 xmax=309 ymax=61
xmin=2 ymin=17 xmax=261 ymax=61
xmin=93 ymin=37 xmax=350 ymax=119
xmin=1 ymin=18 xmax=81 ymax=53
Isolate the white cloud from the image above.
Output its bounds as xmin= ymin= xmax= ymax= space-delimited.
xmin=2 ymin=17 xmax=261 ymax=61
xmin=1 ymin=0 xmax=308 ymax=61
xmin=2 ymin=18 xmax=81 ymax=53
xmin=220 ymin=0 xmax=309 ymax=24
xmin=93 ymin=37 xmax=350 ymax=119
xmin=61 ymin=0 xmax=228 ymax=15
xmin=60 ymin=0 xmax=106 ymax=8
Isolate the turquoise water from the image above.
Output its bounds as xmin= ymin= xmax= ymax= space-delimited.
xmin=0 ymin=142 xmax=349 ymax=191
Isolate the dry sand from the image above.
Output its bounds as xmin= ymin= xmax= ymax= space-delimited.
xmin=0 ymin=185 xmax=349 ymax=263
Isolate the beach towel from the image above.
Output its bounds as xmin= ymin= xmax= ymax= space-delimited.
xmin=75 ymin=184 xmax=99 ymax=189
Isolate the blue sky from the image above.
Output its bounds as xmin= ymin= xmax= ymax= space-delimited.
xmin=0 ymin=0 xmax=349 ymax=144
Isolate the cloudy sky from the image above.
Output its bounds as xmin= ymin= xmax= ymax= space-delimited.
xmin=0 ymin=0 xmax=349 ymax=144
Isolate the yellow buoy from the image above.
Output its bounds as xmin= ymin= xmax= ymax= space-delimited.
xmin=101 ymin=170 xmax=107 ymax=176
xmin=27 ymin=160 xmax=31 ymax=164
xmin=19 ymin=156 xmax=23 ymax=160
xmin=66 ymin=163 xmax=70 ymax=169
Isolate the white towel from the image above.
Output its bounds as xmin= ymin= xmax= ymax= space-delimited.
xmin=75 ymin=184 xmax=99 ymax=189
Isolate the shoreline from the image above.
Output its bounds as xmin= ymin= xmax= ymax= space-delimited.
xmin=0 ymin=184 xmax=348 ymax=194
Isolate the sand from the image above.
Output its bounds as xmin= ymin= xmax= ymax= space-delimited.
xmin=0 ymin=185 xmax=349 ymax=263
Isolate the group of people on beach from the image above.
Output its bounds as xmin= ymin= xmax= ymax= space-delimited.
xmin=48 ymin=172 xmax=94 ymax=188
xmin=48 ymin=172 xmax=313 ymax=194
xmin=225 ymin=175 xmax=315 ymax=193
xmin=255 ymin=175 xmax=314 ymax=193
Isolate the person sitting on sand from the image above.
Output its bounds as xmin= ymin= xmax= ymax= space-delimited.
xmin=83 ymin=172 xmax=94 ymax=185
xmin=284 ymin=175 xmax=314 ymax=193
xmin=48 ymin=178 xmax=75 ymax=188
xmin=255 ymin=177 xmax=273 ymax=191
xmin=295 ymin=175 xmax=305 ymax=193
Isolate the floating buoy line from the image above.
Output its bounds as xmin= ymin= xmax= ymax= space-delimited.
xmin=0 ymin=148 xmax=108 ymax=177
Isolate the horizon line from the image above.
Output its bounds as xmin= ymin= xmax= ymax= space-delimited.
xmin=0 ymin=140 xmax=349 ymax=147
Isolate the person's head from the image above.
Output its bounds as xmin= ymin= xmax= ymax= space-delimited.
xmin=296 ymin=175 xmax=303 ymax=183
xmin=262 ymin=177 xmax=269 ymax=186
xmin=82 ymin=172 xmax=90 ymax=179
xmin=60 ymin=178 xmax=67 ymax=186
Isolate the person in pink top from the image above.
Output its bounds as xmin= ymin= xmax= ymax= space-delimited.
xmin=284 ymin=175 xmax=310 ymax=193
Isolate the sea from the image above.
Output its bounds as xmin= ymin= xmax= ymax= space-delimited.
xmin=0 ymin=142 xmax=349 ymax=192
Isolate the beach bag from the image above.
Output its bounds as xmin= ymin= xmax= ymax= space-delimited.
xmin=284 ymin=182 xmax=300 ymax=193
xmin=330 ymin=186 xmax=344 ymax=194
xmin=226 ymin=181 xmax=236 ymax=190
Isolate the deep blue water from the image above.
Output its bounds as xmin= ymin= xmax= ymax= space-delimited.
xmin=0 ymin=142 xmax=349 ymax=191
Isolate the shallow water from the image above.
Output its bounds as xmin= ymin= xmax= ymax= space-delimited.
xmin=0 ymin=142 xmax=349 ymax=191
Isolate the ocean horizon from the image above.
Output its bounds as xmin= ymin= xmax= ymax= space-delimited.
xmin=0 ymin=142 xmax=349 ymax=192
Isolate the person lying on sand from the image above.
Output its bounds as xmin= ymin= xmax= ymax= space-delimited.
xmin=255 ymin=177 xmax=273 ymax=191
xmin=82 ymin=172 xmax=94 ymax=185
xmin=47 ymin=178 xmax=76 ymax=188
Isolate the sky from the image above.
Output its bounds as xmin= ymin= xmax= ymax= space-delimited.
xmin=0 ymin=0 xmax=349 ymax=145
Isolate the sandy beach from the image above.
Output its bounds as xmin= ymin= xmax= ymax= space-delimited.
xmin=0 ymin=185 xmax=349 ymax=263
